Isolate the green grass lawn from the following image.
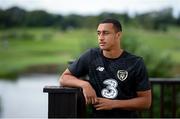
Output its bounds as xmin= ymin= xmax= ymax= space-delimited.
xmin=0 ymin=26 xmax=180 ymax=78
xmin=0 ymin=28 xmax=97 ymax=78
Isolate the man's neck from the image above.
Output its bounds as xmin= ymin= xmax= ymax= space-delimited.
xmin=103 ymin=48 xmax=123 ymax=59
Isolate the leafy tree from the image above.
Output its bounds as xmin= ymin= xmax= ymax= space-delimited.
xmin=1 ymin=6 xmax=26 ymax=27
xmin=97 ymin=12 xmax=130 ymax=25
xmin=176 ymin=14 xmax=180 ymax=26
xmin=24 ymin=10 xmax=55 ymax=27
xmin=0 ymin=8 xmax=6 ymax=28
xmin=134 ymin=8 xmax=174 ymax=31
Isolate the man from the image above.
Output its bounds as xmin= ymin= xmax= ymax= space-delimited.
xmin=59 ymin=18 xmax=151 ymax=118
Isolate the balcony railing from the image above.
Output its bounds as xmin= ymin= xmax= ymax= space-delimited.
xmin=148 ymin=78 xmax=180 ymax=118
xmin=43 ymin=78 xmax=180 ymax=118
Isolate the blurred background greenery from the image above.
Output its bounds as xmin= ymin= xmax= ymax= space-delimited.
xmin=0 ymin=7 xmax=180 ymax=79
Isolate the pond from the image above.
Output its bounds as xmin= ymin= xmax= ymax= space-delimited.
xmin=0 ymin=74 xmax=59 ymax=118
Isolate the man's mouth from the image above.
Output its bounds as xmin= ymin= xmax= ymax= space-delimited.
xmin=99 ymin=42 xmax=106 ymax=46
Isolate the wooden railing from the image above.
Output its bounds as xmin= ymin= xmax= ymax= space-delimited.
xmin=43 ymin=78 xmax=180 ymax=118
xmin=43 ymin=86 xmax=86 ymax=118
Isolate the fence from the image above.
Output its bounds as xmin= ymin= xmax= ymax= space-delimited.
xmin=148 ymin=78 xmax=180 ymax=118
xmin=43 ymin=78 xmax=180 ymax=118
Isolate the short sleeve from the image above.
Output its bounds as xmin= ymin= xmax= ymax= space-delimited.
xmin=135 ymin=58 xmax=151 ymax=91
xmin=68 ymin=49 xmax=91 ymax=77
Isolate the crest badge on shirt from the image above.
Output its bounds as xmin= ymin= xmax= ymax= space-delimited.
xmin=117 ymin=70 xmax=128 ymax=81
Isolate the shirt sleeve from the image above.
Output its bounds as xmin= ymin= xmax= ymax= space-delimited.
xmin=135 ymin=58 xmax=151 ymax=91
xmin=68 ymin=49 xmax=91 ymax=77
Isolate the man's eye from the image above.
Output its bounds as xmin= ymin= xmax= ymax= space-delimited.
xmin=97 ymin=32 xmax=110 ymax=35
xmin=104 ymin=32 xmax=110 ymax=35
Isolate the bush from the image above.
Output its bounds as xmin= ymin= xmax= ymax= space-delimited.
xmin=122 ymin=35 xmax=174 ymax=77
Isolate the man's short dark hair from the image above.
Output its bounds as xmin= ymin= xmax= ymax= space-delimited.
xmin=99 ymin=18 xmax=122 ymax=32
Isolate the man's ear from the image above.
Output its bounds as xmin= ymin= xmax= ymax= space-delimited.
xmin=117 ymin=32 xmax=122 ymax=39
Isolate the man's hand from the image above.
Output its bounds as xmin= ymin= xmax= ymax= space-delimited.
xmin=81 ymin=82 xmax=97 ymax=105
xmin=94 ymin=98 xmax=114 ymax=110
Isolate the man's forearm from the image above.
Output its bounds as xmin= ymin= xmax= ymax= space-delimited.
xmin=113 ymin=96 xmax=151 ymax=110
xmin=60 ymin=74 xmax=88 ymax=88
xmin=60 ymin=72 xmax=98 ymax=104
xmin=95 ymin=90 xmax=151 ymax=111
xmin=113 ymin=90 xmax=151 ymax=110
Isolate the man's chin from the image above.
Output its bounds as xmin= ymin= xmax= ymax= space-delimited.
xmin=99 ymin=47 xmax=105 ymax=50
xmin=99 ymin=46 xmax=109 ymax=51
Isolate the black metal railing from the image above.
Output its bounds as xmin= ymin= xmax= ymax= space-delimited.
xmin=43 ymin=78 xmax=180 ymax=118
xmin=148 ymin=78 xmax=180 ymax=118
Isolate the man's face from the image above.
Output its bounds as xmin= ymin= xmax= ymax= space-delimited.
xmin=97 ymin=23 xmax=120 ymax=51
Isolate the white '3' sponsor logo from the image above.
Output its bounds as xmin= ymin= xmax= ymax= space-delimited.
xmin=101 ymin=79 xmax=118 ymax=99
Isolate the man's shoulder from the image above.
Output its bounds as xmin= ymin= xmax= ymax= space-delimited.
xmin=123 ymin=50 xmax=143 ymax=63
xmin=80 ymin=47 xmax=101 ymax=61
xmin=124 ymin=50 xmax=139 ymax=58
xmin=87 ymin=47 xmax=101 ymax=55
xmin=90 ymin=47 xmax=100 ymax=52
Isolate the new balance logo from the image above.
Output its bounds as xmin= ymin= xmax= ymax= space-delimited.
xmin=96 ymin=66 xmax=104 ymax=72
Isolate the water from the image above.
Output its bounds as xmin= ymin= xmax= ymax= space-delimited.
xmin=0 ymin=74 xmax=59 ymax=118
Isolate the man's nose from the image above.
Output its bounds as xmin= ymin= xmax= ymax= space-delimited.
xmin=98 ymin=33 xmax=104 ymax=41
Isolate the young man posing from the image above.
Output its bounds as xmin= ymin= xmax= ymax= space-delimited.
xmin=59 ymin=18 xmax=151 ymax=118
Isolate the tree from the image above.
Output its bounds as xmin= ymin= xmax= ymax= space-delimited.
xmin=1 ymin=6 xmax=26 ymax=27
xmin=24 ymin=10 xmax=55 ymax=27
xmin=176 ymin=14 xmax=180 ymax=26
xmin=134 ymin=8 xmax=175 ymax=31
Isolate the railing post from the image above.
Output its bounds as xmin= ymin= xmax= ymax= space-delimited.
xmin=43 ymin=86 xmax=86 ymax=118
xmin=172 ymin=85 xmax=176 ymax=117
xmin=149 ymin=83 xmax=154 ymax=117
xmin=160 ymin=84 xmax=164 ymax=117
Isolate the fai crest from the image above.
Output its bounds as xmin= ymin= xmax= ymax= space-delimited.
xmin=117 ymin=70 xmax=128 ymax=81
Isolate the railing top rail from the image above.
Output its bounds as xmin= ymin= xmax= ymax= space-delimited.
xmin=150 ymin=78 xmax=180 ymax=84
xmin=43 ymin=86 xmax=82 ymax=93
